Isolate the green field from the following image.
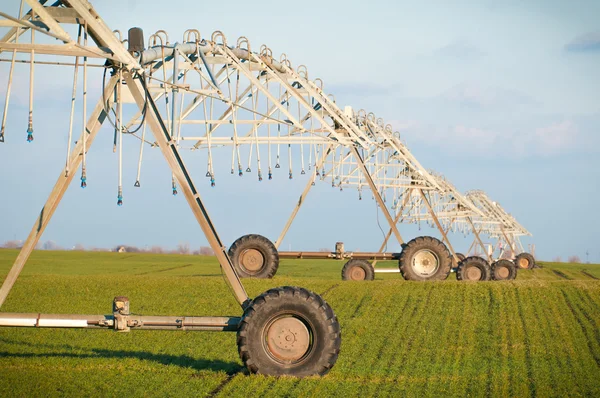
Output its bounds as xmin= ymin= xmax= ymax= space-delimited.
xmin=0 ymin=249 xmax=599 ymax=397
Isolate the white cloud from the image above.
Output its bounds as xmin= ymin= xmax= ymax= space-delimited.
xmin=392 ymin=118 xmax=585 ymax=157
xmin=533 ymin=121 xmax=578 ymax=154
xmin=439 ymin=82 xmax=537 ymax=110
xmin=565 ymin=31 xmax=600 ymax=53
xmin=434 ymin=40 xmax=486 ymax=59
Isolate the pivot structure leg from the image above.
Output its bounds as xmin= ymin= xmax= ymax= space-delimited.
xmin=274 ymin=145 xmax=333 ymax=249
xmin=123 ymin=72 xmax=249 ymax=307
xmin=500 ymin=227 xmax=516 ymax=258
xmin=417 ymin=189 xmax=460 ymax=263
xmin=466 ymin=217 xmax=492 ymax=263
xmin=350 ymin=147 xmax=404 ymax=246
xmin=0 ymin=75 xmax=119 ymax=308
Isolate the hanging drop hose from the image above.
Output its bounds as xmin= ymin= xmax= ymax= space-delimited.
xmin=26 ymin=14 xmax=35 ymax=142
xmin=102 ymin=65 xmax=148 ymax=136
xmin=0 ymin=0 xmax=24 ymax=143
xmin=81 ymin=22 xmax=89 ymax=188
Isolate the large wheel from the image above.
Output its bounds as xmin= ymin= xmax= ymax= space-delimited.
xmin=456 ymin=256 xmax=491 ymax=281
xmin=398 ymin=236 xmax=452 ymax=281
xmin=237 ymin=286 xmax=341 ymax=377
xmin=228 ymin=234 xmax=279 ymax=278
xmin=515 ymin=252 xmax=535 ymax=270
xmin=491 ymin=259 xmax=517 ymax=281
xmin=341 ymin=259 xmax=374 ymax=281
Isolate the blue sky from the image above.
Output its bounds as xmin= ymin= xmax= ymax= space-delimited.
xmin=0 ymin=0 xmax=599 ymax=262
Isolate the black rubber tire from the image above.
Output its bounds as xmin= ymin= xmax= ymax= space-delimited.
xmin=228 ymin=234 xmax=279 ymax=278
xmin=341 ymin=259 xmax=375 ymax=281
xmin=456 ymin=256 xmax=491 ymax=281
xmin=515 ymin=252 xmax=535 ymax=270
xmin=491 ymin=259 xmax=517 ymax=281
xmin=398 ymin=236 xmax=452 ymax=281
xmin=237 ymin=286 xmax=341 ymax=377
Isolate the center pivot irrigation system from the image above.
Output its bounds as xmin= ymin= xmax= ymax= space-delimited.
xmin=0 ymin=0 xmax=534 ymax=377
xmin=226 ymin=120 xmax=536 ymax=282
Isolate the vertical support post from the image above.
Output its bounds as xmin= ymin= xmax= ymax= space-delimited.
xmin=500 ymin=226 xmax=515 ymax=258
xmin=274 ymin=145 xmax=333 ymax=249
xmin=418 ymin=189 xmax=459 ymax=263
xmin=467 ymin=238 xmax=477 ymax=256
xmin=350 ymin=147 xmax=404 ymax=246
xmin=0 ymin=75 xmax=120 ymax=308
xmin=123 ymin=72 xmax=250 ymax=307
xmin=466 ymin=217 xmax=492 ymax=263
xmin=372 ymin=188 xmax=411 ymax=268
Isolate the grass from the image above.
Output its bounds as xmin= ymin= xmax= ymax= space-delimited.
xmin=0 ymin=249 xmax=599 ymax=397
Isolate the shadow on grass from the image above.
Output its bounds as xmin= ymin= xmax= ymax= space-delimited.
xmin=0 ymin=347 xmax=244 ymax=375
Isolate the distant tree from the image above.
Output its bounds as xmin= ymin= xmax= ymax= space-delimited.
xmin=42 ymin=240 xmax=63 ymax=251
xmin=198 ymin=246 xmax=214 ymax=256
xmin=73 ymin=243 xmax=86 ymax=251
xmin=568 ymin=255 xmax=581 ymax=264
xmin=2 ymin=240 xmax=22 ymax=249
xmin=114 ymin=245 xmax=141 ymax=253
xmin=149 ymin=245 xmax=164 ymax=254
xmin=176 ymin=242 xmax=191 ymax=255
xmin=319 ymin=248 xmax=331 ymax=253
xmin=552 ymin=256 xmax=562 ymax=263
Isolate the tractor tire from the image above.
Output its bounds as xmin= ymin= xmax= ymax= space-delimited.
xmin=491 ymin=259 xmax=517 ymax=281
xmin=398 ymin=236 xmax=452 ymax=281
xmin=456 ymin=256 xmax=491 ymax=281
xmin=237 ymin=286 xmax=341 ymax=377
xmin=341 ymin=259 xmax=375 ymax=281
xmin=456 ymin=253 xmax=466 ymax=261
xmin=515 ymin=252 xmax=535 ymax=270
xmin=228 ymin=234 xmax=279 ymax=278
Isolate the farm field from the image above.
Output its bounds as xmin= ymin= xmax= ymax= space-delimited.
xmin=0 ymin=249 xmax=599 ymax=397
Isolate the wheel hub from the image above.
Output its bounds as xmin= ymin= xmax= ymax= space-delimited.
xmin=497 ymin=266 xmax=510 ymax=279
xmin=349 ymin=266 xmax=366 ymax=280
xmin=412 ymin=250 xmax=440 ymax=276
xmin=240 ymin=249 xmax=265 ymax=272
xmin=518 ymin=258 xmax=529 ymax=269
xmin=466 ymin=266 xmax=482 ymax=280
xmin=265 ymin=316 xmax=310 ymax=362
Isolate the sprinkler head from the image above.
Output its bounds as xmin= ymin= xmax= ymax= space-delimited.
xmin=80 ymin=176 xmax=87 ymax=188
xmin=268 ymin=172 xmax=272 ymax=180
xmin=288 ymin=172 xmax=292 ymax=179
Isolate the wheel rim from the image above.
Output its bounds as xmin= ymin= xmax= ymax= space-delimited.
xmin=518 ymin=258 xmax=529 ymax=269
xmin=240 ymin=248 xmax=265 ymax=272
xmin=412 ymin=249 xmax=440 ymax=276
xmin=497 ymin=266 xmax=510 ymax=279
xmin=466 ymin=266 xmax=482 ymax=280
xmin=263 ymin=315 xmax=312 ymax=363
xmin=349 ymin=266 xmax=366 ymax=280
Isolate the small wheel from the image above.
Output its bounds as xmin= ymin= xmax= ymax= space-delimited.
xmin=228 ymin=234 xmax=279 ymax=278
xmin=237 ymin=286 xmax=341 ymax=377
xmin=456 ymin=256 xmax=491 ymax=281
xmin=515 ymin=253 xmax=535 ymax=270
xmin=398 ymin=236 xmax=452 ymax=281
xmin=341 ymin=259 xmax=374 ymax=281
xmin=491 ymin=259 xmax=517 ymax=281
